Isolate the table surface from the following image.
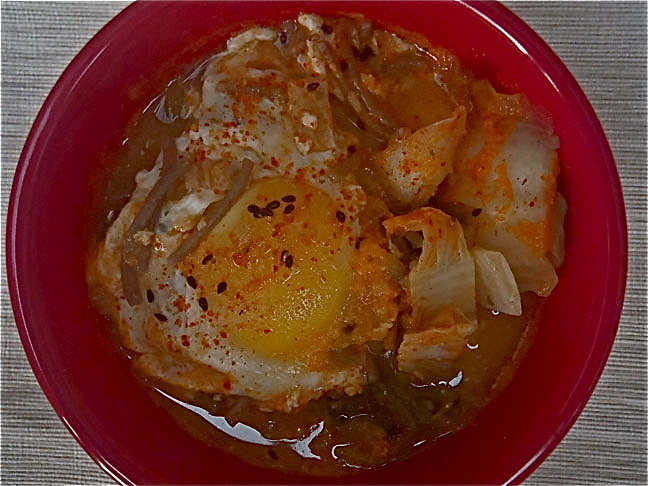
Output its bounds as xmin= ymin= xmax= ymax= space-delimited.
xmin=1 ymin=2 xmax=646 ymax=485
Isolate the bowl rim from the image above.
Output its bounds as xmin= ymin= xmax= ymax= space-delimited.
xmin=459 ymin=2 xmax=628 ymax=479
xmin=6 ymin=1 xmax=628 ymax=484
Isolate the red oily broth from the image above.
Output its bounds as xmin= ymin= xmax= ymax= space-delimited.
xmin=87 ymin=14 xmax=558 ymax=476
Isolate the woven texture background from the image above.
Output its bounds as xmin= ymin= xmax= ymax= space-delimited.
xmin=1 ymin=2 xmax=646 ymax=484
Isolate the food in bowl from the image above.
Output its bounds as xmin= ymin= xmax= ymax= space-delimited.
xmin=86 ymin=13 xmax=565 ymax=475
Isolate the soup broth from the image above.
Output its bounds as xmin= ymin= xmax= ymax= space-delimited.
xmin=87 ymin=13 xmax=564 ymax=475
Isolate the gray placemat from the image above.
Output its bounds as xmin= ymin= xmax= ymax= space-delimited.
xmin=1 ymin=2 xmax=646 ymax=485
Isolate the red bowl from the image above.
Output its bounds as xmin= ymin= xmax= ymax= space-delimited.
xmin=6 ymin=1 xmax=626 ymax=484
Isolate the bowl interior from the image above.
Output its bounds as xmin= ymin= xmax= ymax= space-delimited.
xmin=7 ymin=2 xmax=626 ymax=484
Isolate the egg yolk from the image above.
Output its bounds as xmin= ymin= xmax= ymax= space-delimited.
xmin=181 ymin=178 xmax=354 ymax=362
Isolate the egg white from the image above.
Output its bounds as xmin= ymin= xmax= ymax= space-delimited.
xmin=88 ymin=18 xmax=394 ymax=411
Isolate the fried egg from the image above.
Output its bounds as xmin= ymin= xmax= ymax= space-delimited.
xmin=91 ymin=163 xmax=399 ymax=411
xmin=144 ymin=179 xmax=381 ymax=409
xmin=87 ymin=17 xmax=403 ymax=411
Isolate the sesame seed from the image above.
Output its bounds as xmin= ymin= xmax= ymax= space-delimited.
xmin=247 ymin=204 xmax=261 ymax=214
xmin=198 ymin=297 xmax=209 ymax=312
xmin=153 ymin=313 xmax=167 ymax=322
xmin=471 ymin=208 xmax=482 ymax=217
xmin=356 ymin=118 xmax=366 ymax=131
xmin=279 ymin=31 xmax=287 ymax=44
xmin=284 ymin=254 xmax=294 ymax=268
xmin=266 ymin=200 xmax=280 ymax=210
xmin=307 ymin=82 xmax=320 ymax=91
xmin=336 ymin=210 xmax=346 ymax=223
xmin=283 ymin=203 xmax=295 ymax=214
xmin=146 ymin=289 xmax=155 ymax=303
xmin=202 ymin=253 xmax=214 ymax=265
xmin=187 ymin=275 xmax=198 ymax=289
xmin=217 ymin=281 xmax=227 ymax=294
xmin=282 ymin=194 xmax=296 ymax=203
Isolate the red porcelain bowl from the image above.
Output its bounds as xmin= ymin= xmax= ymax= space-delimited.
xmin=7 ymin=2 xmax=626 ymax=484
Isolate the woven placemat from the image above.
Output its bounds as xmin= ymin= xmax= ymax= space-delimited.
xmin=2 ymin=2 xmax=646 ymax=484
